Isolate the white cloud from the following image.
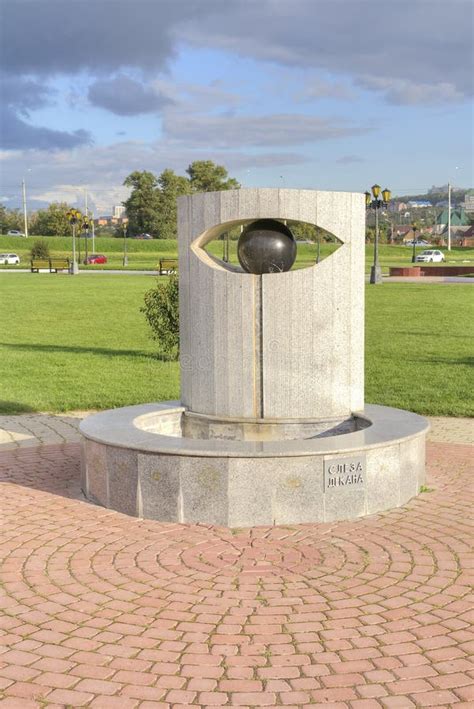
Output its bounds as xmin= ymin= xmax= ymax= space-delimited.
xmin=300 ymin=78 xmax=355 ymax=101
xmin=357 ymin=76 xmax=465 ymax=105
xmin=0 ymin=141 xmax=308 ymax=211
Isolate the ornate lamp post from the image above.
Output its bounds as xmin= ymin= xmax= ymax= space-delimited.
xmin=122 ymin=222 xmax=128 ymax=266
xmin=365 ymin=184 xmax=391 ymax=284
xmin=66 ymin=208 xmax=81 ymax=274
xmin=82 ymin=216 xmax=91 ymax=264
xmin=411 ymin=225 xmax=419 ymax=264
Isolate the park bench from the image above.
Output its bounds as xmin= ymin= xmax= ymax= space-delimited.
xmin=159 ymin=258 xmax=178 ymax=275
xmin=31 ymin=258 xmax=70 ymax=273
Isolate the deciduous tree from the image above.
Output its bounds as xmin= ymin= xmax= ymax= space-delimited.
xmin=33 ymin=202 xmax=72 ymax=236
xmin=155 ymin=169 xmax=191 ymax=240
xmin=123 ymin=171 xmax=161 ymax=236
xmin=186 ymin=160 xmax=240 ymax=192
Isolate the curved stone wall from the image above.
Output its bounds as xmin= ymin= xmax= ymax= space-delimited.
xmin=81 ymin=403 xmax=428 ymax=528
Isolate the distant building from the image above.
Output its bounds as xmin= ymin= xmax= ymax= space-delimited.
xmin=400 ymin=228 xmax=425 ymax=244
xmin=462 ymin=193 xmax=474 ymax=214
xmin=394 ymin=225 xmax=412 ymax=237
xmin=95 ymin=215 xmax=128 ymax=227
xmin=407 ymin=200 xmax=432 ymax=208
xmin=113 ymin=205 xmax=125 ymax=218
xmin=435 ymin=208 xmax=469 ymax=234
xmin=398 ymin=226 xmax=433 ymax=244
xmin=388 ymin=201 xmax=408 ymax=213
xmin=458 ymin=225 xmax=474 ymax=247
xmin=428 ymin=184 xmax=450 ymax=194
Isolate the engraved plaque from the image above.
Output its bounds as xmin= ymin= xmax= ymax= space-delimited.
xmin=324 ymin=456 xmax=366 ymax=491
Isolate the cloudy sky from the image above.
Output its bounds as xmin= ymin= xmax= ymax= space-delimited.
xmin=1 ymin=0 xmax=472 ymax=214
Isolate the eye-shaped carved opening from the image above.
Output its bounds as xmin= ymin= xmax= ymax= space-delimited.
xmin=195 ymin=219 xmax=343 ymax=273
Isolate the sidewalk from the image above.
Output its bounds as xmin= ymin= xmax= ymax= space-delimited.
xmin=0 ymin=413 xmax=472 ymax=708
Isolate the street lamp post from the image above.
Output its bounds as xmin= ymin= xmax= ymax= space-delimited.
xmin=447 ymin=182 xmax=452 ymax=252
xmin=365 ymin=184 xmax=391 ymax=285
xmin=67 ymin=209 xmax=81 ymax=274
xmin=22 ymin=178 xmax=29 ymax=238
xmin=411 ymin=226 xmax=418 ymax=263
xmin=82 ymin=216 xmax=90 ymax=264
xmin=91 ymin=215 xmax=95 ymax=253
xmin=122 ymin=223 xmax=128 ymax=266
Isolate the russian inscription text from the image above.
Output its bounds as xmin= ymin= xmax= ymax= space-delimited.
xmin=324 ymin=456 xmax=366 ymax=491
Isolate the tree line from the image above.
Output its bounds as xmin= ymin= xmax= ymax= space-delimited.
xmin=0 ymin=161 xmax=240 ymax=238
xmin=0 ymin=202 xmax=77 ymax=237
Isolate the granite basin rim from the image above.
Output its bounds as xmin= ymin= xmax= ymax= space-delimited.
xmin=79 ymin=402 xmax=429 ymax=458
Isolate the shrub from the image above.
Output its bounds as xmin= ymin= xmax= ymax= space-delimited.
xmin=30 ymin=239 xmax=50 ymax=259
xmin=141 ymin=273 xmax=179 ymax=359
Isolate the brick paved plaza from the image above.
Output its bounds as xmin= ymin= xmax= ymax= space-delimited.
xmin=0 ymin=419 xmax=472 ymax=708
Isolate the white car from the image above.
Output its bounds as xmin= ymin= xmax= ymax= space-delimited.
xmin=7 ymin=230 xmax=24 ymax=236
xmin=0 ymin=253 xmax=20 ymax=264
xmin=415 ymin=249 xmax=445 ymax=263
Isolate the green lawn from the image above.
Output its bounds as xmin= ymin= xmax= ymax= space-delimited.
xmin=365 ymin=284 xmax=473 ymax=416
xmin=0 ymin=274 xmax=179 ymax=413
xmin=1 ymin=235 xmax=473 ymax=273
xmin=0 ymin=235 xmax=177 ymax=272
xmin=0 ymin=274 xmax=472 ymax=417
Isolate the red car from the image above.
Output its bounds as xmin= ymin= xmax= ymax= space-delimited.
xmin=84 ymin=254 xmax=107 ymax=264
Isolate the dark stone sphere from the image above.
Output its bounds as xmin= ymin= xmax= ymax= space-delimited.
xmin=237 ymin=219 xmax=297 ymax=274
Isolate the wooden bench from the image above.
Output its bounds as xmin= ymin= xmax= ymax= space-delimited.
xmin=31 ymin=258 xmax=70 ymax=273
xmin=158 ymin=258 xmax=178 ymax=275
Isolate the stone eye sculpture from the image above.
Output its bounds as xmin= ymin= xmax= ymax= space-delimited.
xmin=237 ymin=218 xmax=297 ymax=274
xmin=81 ymin=188 xmax=429 ymax=528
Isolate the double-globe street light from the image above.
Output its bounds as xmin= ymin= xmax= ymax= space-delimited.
xmin=365 ymin=184 xmax=391 ymax=285
xmin=66 ymin=208 xmax=81 ymax=275
xmin=122 ymin=222 xmax=128 ymax=266
xmin=82 ymin=216 xmax=91 ymax=264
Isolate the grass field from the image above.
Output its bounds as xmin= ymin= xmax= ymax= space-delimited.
xmin=0 ymin=274 xmax=472 ymax=417
xmin=0 ymin=235 xmax=177 ymax=272
xmin=1 ymin=235 xmax=473 ymax=273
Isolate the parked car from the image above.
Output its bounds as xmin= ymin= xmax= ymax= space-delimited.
xmin=84 ymin=254 xmax=107 ymax=264
xmin=7 ymin=230 xmax=24 ymax=236
xmin=415 ymin=249 xmax=445 ymax=263
xmin=134 ymin=233 xmax=153 ymax=239
xmin=405 ymin=239 xmax=430 ymax=247
xmin=0 ymin=253 xmax=20 ymax=264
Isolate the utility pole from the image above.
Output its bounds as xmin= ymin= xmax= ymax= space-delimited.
xmin=22 ymin=178 xmax=28 ymax=238
xmin=447 ymin=183 xmax=452 ymax=251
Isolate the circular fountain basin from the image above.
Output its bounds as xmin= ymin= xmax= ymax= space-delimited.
xmin=80 ymin=402 xmax=429 ymax=527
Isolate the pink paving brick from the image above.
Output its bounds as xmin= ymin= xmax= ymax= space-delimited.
xmin=0 ymin=440 xmax=472 ymax=707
